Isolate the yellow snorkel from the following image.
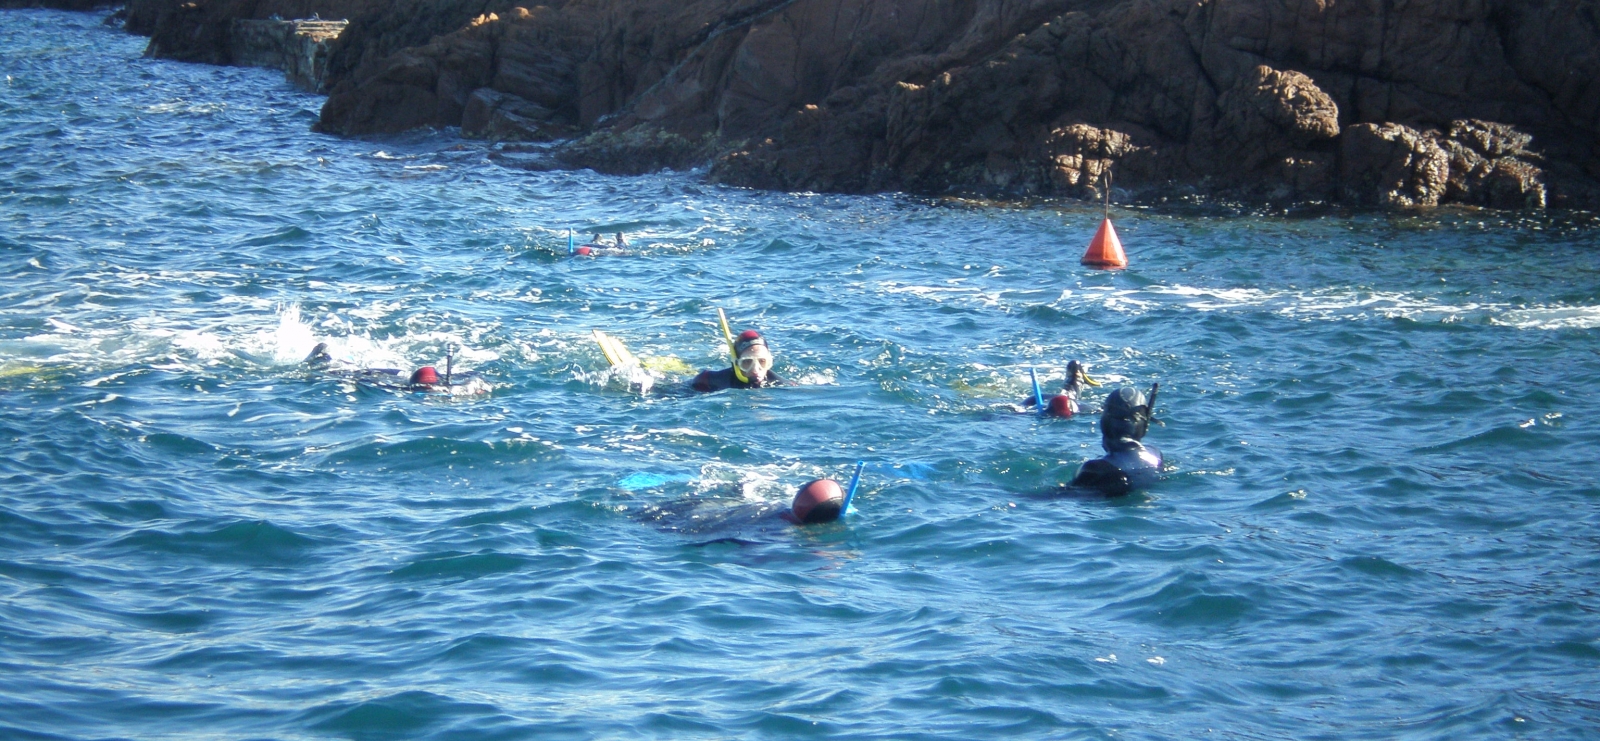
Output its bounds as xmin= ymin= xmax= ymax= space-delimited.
xmin=717 ymin=308 xmax=750 ymax=384
xmin=1081 ymin=371 xmax=1101 ymax=387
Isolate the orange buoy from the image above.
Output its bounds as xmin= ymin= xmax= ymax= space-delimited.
xmin=1081 ymin=217 xmax=1127 ymax=269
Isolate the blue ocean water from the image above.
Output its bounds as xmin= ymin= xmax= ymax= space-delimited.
xmin=3 ymin=9 xmax=1600 ymax=739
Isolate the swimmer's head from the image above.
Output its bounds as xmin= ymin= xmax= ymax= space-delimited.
xmin=1100 ymin=386 xmax=1148 ymax=441
xmin=576 ymin=245 xmax=593 ymax=256
xmin=1045 ymin=394 xmax=1077 ymax=417
xmin=734 ymin=330 xmax=773 ymax=382
xmin=790 ymin=478 xmax=843 ymax=524
xmin=1065 ymin=360 xmax=1093 ymax=388
xmin=305 ymin=342 xmax=332 ymax=367
xmin=410 ymin=366 xmax=441 ymax=386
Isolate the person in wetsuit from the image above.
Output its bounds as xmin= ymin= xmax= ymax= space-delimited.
xmin=631 ymin=476 xmax=847 ymax=542
xmin=1024 ymin=360 xmax=1097 ymax=417
xmin=691 ymin=329 xmax=783 ymax=392
xmin=303 ymin=342 xmax=451 ymax=393
xmin=1068 ymin=384 xmax=1163 ymax=495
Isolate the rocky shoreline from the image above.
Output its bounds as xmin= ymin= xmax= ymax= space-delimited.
xmin=16 ymin=0 xmax=1600 ymax=210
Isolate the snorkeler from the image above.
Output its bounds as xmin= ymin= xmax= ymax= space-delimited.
xmin=574 ymin=231 xmax=631 ymax=257
xmin=691 ymin=329 xmax=783 ymax=392
xmin=1067 ymin=384 xmax=1163 ymax=495
xmin=631 ymin=474 xmax=854 ymax=540
xmin=302 ymin=342 xmax=486 ymax=395
xmin=1025 ymin=360 xmax=1100 ymax=417
xmin=782 ymin=479 xmax=845 ymax=524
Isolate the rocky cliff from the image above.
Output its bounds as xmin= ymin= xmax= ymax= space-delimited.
xmin=124 ymin=0 xmax=1600 ymax=208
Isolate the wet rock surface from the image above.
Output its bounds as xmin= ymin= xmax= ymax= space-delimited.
xmin=99 ymin=0 xmax=1600 ymax=208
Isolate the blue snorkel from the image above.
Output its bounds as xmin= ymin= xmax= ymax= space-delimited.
xmin=567 ymin=228 xmax=575 ymax=256
xmin=1030 ymin=367 xmax=1046 ymax=415
xmin=841 ymin=461 xmax=864 ymax=515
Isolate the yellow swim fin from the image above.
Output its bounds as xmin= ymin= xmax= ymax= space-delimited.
xmin=642 ymin=356 xmax=694 ymax=374
xmin=592 ymin=330 xmax=639 ymax=367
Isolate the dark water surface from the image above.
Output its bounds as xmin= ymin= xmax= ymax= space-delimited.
xmin=3 ymin=10 xmax=1599 ymax=740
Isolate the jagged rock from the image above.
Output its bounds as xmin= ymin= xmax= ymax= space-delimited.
xmin=1441 ymin=120 xmax=1547 ymax=209
xmin=121 ymin=0 xmax=1600 ymax=209
xmin=1044 ymin=123 xmax=1145 ymax=199
xmin=1216 ymin=65 xmax=1340 ymax=149
xmin=555 ymin=126 xmax=721 ymax=175
xmin=136 ymin=0 xmax=368 ymax=65
xmin=1340 ymin=123 xmax=1450 ymax=208
xmin=230 ymin=19 xmax=347 ymax=91
xmin=1340 ymin=119 xmax=1550 ymax=209
xmin=315 ymin=12 xmax=499 ymax=135
xmin=461 ymin=87 xmax=557 ymax=142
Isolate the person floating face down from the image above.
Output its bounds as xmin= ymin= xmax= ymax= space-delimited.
xmin=1025 ymin=360 xmax=1098 ymax=417
xmin=782 ymin=478 xmax=844 ymax=525
xmin=303 ymin=342 xmax=448 ymax=393
xmin=691 ymin=329 xmax=783 ymax=392
xmin=1068 ymin=385 xmax=1164 ymax=495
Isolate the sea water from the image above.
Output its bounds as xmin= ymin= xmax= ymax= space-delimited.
xmin=2 ymin=10 xmax=1598 ymax=740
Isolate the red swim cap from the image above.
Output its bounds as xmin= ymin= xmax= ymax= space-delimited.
xmin=791 ymin=479 xmax=844 ymax=524
xmin=1046 ymin=394 xmax=1077 ymax=418
xmin=410 ymin=366 xmax=440 ymax=385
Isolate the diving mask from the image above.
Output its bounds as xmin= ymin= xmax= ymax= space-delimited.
xmin=737 ymin=346 xmax=774 ymax=379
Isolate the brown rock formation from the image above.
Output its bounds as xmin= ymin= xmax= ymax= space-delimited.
xmin=0 ymin=0 xmax=112 ymax=10
xmin=120 ymin=0 xmax=1600 ymax=209
xmin=135 ymin=0 xmax=368 ymax=63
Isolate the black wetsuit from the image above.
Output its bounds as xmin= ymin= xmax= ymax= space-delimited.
xmin=1066 ymin=386 xmax=1162 ymax=495
xmin=1070 ymin=437 xmax=1163 ymax=495
xmin=690 ymin=367 xmax=783 ymax=392
xmin=303 ymin=344 xmax=463 ymax=394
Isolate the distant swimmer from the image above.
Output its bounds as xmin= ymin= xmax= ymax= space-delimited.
xmin=574 ymin=231 xmax=630 ymax=257
xmin=302 ymin=342 xmax=488 ymax=396
xmin=1024 ymin=360 xmax=1100 ymax=417
xmin=692 ymin=329 xmax=782 ymax=391
xmin=1067 ymin=384 xmax=1163 ymax=495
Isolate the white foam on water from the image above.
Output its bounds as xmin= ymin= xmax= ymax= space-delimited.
xmin=1495 ymin=306 xmax=1600 ymax=330
xmin=788 ymin=368 xmax=837 ymax=386
xmin=878 ymin=281 xmax=1004 ymax=308
xmin=5 ymin=301 xmax=503 ymax=387
xmin=1067 ymin=283 xmax=1600 ymax=329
